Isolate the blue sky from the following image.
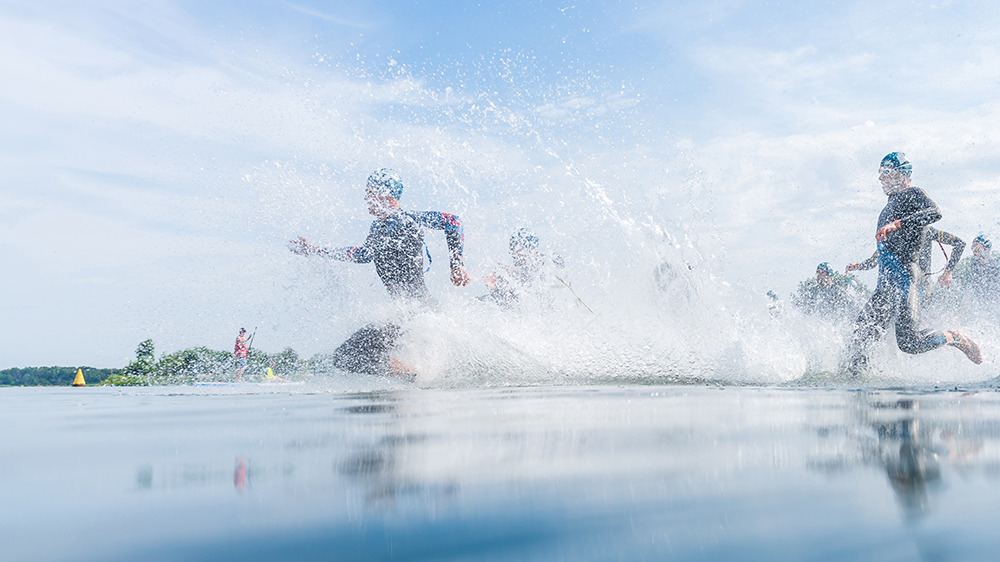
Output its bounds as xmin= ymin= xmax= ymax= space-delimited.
xmin=3 ymin=0 xmax=1000 ymax=368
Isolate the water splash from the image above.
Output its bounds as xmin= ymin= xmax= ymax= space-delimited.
xmin=237 ymin=50 xmax=996 ymax=389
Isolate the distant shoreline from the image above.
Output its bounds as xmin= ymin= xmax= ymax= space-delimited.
xmin=0 ymin=366 xmax=120 ymax=387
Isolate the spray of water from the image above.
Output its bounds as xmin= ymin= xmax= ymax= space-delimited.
xmin=237 ymin=50 xmax=996 ymax=389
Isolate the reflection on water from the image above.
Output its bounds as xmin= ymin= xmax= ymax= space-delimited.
xmin=5 ymin=385 xmax=1000 ymax=561
xmin=846 ymin=395 xmax=990 ymax=523
xmin=876 ymin=400 xmax=943 ymax=520
xmin=234 ymin=457 xmax=247 ymax=493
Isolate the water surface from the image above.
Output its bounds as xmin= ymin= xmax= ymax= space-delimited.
xmin=4 ymin=382 xmax=1000 ymax=561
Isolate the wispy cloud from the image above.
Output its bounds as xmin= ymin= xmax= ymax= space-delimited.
xmin=277 ymin=1 xmax=374 ymax=29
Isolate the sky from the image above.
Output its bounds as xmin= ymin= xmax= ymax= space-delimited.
xmin=3 ymin=0 xmax=1000 ymax=369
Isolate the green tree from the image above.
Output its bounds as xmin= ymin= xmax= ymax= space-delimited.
xmin=0 ymin=366 xmax=118 ymax=386
xmin=103 ymin=339 xmax=307 ymax=385
xmin=136 ymin=339 xmax=155 ymax=362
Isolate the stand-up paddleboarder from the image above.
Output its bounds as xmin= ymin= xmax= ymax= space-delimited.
xmin=234 ymin=328 xmax=251 ymax=382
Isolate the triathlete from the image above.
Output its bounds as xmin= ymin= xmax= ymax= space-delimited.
xmin=481 ymin=228 xmax=564 ymax=308
xmin=797 ymin=262 xmax=860 ymax=320
xmin=961 ymin=235 xmax=1000 ymax=307
xmin=843 ymin=152 xmax=982 ymax=375
xmin=289 ymin=169 xmax=470 ymax=375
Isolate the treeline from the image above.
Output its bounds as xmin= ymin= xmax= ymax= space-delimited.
xmin=2 ymin=339 xmax=309 ymax=387
xmin=0 ymin=366 xmax=119 ymax=387
xmin=104 ymin=339 xmax=305 ymax=386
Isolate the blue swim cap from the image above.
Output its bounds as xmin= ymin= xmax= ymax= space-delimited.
xmin=817 ymin=262 xmax=834 ymax=276
xmin=367 ymin=169 xmax=404 ymax=199
xmin=510 ymin=228 xmax=540 ymax=252
xmin=973 ymin=235 xmax=992 ymax=250
xmin=880 ymin=152 xmax=912 ymax=178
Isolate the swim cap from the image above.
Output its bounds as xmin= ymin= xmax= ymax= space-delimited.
xmin=880 ymin=152 xmax=912 ymax=178
xmin=366 ymin=169 xmax=404 ymax=199
xmin=510 ymin=228 xmax=540 ymax=252
xmin=817 ymin=262 xmax=834 ymax=276
xmin=973 ymin=235 xmax=992 ymax=250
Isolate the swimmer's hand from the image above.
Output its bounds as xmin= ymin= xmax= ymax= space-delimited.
xmin=451 ymin=265 xmax=471 ymax=287
xmin=483 ymin=264 xmax=516 ymax=291
xmin=289 ymin=236 xmax=321 ymax=256
xmin=938 ymin=269 xmax=954 ymax=289
xmin=483 ymin=272 xmax=498 ymax=291
xmin=875 ymin=220 xmax=901 ymax=243
xmin=845 ymin=263 xmax=860 ymax=273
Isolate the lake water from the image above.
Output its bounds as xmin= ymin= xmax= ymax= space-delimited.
xmin=5 ymin=381 xmax=1000 ymax=561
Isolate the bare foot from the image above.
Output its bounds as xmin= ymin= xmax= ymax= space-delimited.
xmin=388 ymin=358 xmax=416 ymax=380
xmin=950 ymin=331 xmax=983 ymax=364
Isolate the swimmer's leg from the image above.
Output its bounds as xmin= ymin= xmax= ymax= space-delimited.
xmin=331 ymin=324 xmax=402 ymax=375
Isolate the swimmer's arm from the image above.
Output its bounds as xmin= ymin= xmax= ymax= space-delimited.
xmin=325 ymin=245 xmax=373 ymax=263
xmin=900 ymin=190 xmax=942 ymax=229
xmin=414 ymin=211 xmax=469 ymax=285
xmin=846 ymin=251 xmax=879 ymax=272
xmin=878 ymin=194 xmax=941 ymax=242
xmin=288 ymin=233 xmax=374 ymax=263
xmin=935 ymin=229 xmax=966 ymax=270
xmin=933 ymin=229 xmax=964 ymax=288
xmin=901 ymin=208 xmax=942 ymax=230
xmin=413 ymin=211 xmax=465 ymax=266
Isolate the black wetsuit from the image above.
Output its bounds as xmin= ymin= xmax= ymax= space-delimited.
xmin=964 ymin=258 xmax=1000 ymax=307
xmin=799 ymin=282 xmax=858 ymax=320
xmin=918 ymin=228 xmax=964 ymax=275
xmin=846 ymin=187 xmax=948 ymax=370
xmin=855 ymin=227 xmax=965 ymax=277
xmin=322 ymin=210 xmax=464 ymax=375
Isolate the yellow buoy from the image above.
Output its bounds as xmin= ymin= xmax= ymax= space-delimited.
xmin=72 ymin=368 xmax=86 ymax=387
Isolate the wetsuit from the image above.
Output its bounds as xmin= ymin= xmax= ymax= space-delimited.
xmin=798 ymin=282 xmax=858 ymax=320
xmin=964 ymin=258 xmax=1000 ymax=307
xmin=847 ymin=187 xmax=949 ymax=369
xmin=853 ymin=227 xmax=965 ymax=277
xmin=322 ymin=210 xmax=464 ymax=375
xmin=323 ymin=211 xmax=464 ymax=301
xmin=918 ymin=228 xmax=964 ymax=276
xmin=481 ymin=253 xmax=564 ymax=308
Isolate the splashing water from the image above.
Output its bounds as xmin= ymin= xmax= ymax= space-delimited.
xmin=236 ymin=51 xmax=996 ymax=390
